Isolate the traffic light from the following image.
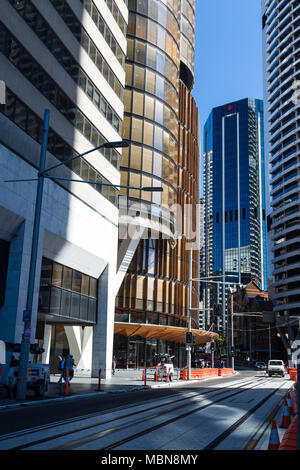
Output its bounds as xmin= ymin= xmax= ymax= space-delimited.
xmin=211 ymin=341 xmax=215 ymax=352
xmin=186 ymin=332 xmax=196 ymax=344
xmin=230 ymin=346 xmax=235 ymax=356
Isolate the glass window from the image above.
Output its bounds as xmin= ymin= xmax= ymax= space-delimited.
xmin=145 ymin=95 xmax=154 ymax=120
xmin=130 ymin=145 xmax=142 ymax=170
xmin=144 ymin=121 xmax=153 ymax=147
xmin=89 ymin=42 xmax=96 ymax=62
xmin=88 ymin=298 xmax=97 ymax=322
xmin=89 ymin=278 xmax=97 ymax=298
xmin=96 ymin=51 xmax=103 ymax=71
xmin=143 ymin=148 xmax=153 ymax=173
xmin=123 ymin=89 xmax=132 ymax=113
xmin=125 ymin=63 xmax=133 ymax=86
xmin=135 ymin=41 xmax=146 ymax=64
xmin=129 ymin=172 xmax=141 ymax=199
xmin=147 ymin=45 xmax=157 ymax=69
xmin=71 ymin=292 xmax=80 ymax=318
xmin=134 ymin=66 xmax=145 ymax=90
xmin=49 ymin=287 xmax=62 ymax=315
xmin=153 ymin=152 xmax=162 ymax=177
xmin=81 ymin=30 xmax=89 ymax=52
xmin=154 ymin=126 xmax=163 ymax=151
xmin=80 ymin=296 xmax=89 ymax=321
xmin=131 ymin=118 xmax=143 ymax=142
xmin=122 ymin=116 xmax=131 ymax=140
xmin=52 ymin=263 xmax=63 ymax=287
xmin=60 ymin=290 xmax=71 ymax=317
xmin=145 ymin=69 xmax=155 ymax=94
xmin=84 ymin=120 xmax=91 ymax=140
xmin=63 ymin=267 xmax=72 ymax=290
xmin=87 ymin=80 xmax=93 ymax=99
xmin=133 ymin=91 xmax=144 ymax=116
xmin=81 ymin=161 xmax=89 ymax=180
xmin=136 ymin=15 xmax=147 ymax=40
xmin=147 ymin=20 xmax=157 ymax=44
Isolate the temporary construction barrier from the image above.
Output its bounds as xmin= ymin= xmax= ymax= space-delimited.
xmin=280 ymin=399 xmax=292 ymax=429
xmin=286 ymin=392 xmax=294 ymax=416
xmin=279 ymin=414 xmax=298 ymax=450
xmin=180 ymin=368 xmax=233 ymax=380
xmin=268 ymin=420 xmax=280 ymax=450
xmin=288 ymin=368 xmax=297 ymax=382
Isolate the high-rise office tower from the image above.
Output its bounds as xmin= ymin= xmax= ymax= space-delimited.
xmin=113 ymin=0 xmax=216 ymax=368
xmin=203 ymin=98 xmax=268 ymax=332
xmin=262 ymin=0 xmax=300 ymax=351
xmin=0 ymin=0 xmax=128 ymax=377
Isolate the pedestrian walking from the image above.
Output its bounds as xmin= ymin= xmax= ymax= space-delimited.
xmin=57 ymin=355 xmax=65 ymax=384
xmin=64 ymin=354 xmax=75 ymax=381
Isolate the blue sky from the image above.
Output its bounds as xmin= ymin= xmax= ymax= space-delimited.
xmin=193 ymin=0 xmax=263 ymax=142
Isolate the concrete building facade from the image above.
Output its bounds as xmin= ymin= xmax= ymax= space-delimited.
xmin=0 ymin=0 xmax=128 ymax=378
xmin=262 ymin=0 xmax=300 ymax=353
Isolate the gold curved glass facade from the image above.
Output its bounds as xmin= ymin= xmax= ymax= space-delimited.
xmin=180 ymin=0 xmax=195 ymax=77
xmin=114 ymin=0 xmax=200 ymax=368
xmin=120 ymin=0 xmax=180 ymax=214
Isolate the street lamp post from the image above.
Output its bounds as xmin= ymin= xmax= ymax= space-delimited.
xmin=5 ymin=109 xmax=163 ymax=401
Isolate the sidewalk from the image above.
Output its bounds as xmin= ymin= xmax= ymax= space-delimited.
xmin=0 ymin=368 xmax=201 ymax=409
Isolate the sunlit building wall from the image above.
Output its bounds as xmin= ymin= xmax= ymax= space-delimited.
xmin=0 ymin=0 xmax=128 ymax=378
xmin=262 ymin=0 xmax=300 ymax=347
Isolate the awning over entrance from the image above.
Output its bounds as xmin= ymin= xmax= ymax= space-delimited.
xmin=114 ymin=322 xmax=218 ymax=345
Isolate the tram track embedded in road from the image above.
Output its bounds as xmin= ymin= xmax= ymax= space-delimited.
xmin=2 ymin=376 xmax=266 ymax=450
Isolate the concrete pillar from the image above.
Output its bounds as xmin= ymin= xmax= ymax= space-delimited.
xmin=64 ymin=325 xmax=93 ymax=376
xmin=92 ymin=264 xmax=114 ymax=379
xmin=0 ymin=214 xmax=44 ymax=348
xmin=41 ymin=324 xmax=52 ymax=364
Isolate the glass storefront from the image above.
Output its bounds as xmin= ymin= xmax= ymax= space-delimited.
xmin=113 ymin=333 xmax=186 ymax=368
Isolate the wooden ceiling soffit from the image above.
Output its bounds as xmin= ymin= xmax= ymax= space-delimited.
xmin=114 ymin=322 xmax=218 ymax=345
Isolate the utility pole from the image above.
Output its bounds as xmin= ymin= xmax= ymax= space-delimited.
xmin=16 ymin=110 xmax=50 ymax=400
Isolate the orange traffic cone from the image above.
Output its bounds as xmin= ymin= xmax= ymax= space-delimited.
xmin=287 ymin=392 xmax=294 ymax=416
xmin=280 ymin=399 xmax=291 ymax=428
xmin=165 ymin=373 xmax=169 ymax=382
xmin=268 ymin=420 xmax=280 ymax=450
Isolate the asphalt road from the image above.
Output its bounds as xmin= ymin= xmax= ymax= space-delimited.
xmin=0 ymin=370 xmax=292 ymax=451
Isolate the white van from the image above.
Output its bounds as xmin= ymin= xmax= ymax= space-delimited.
xmin=267 ymin=360 xmax=285 ymax=377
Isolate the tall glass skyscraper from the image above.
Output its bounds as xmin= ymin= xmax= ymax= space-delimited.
xmin=203 ymin=98 xmax=268 ymax=331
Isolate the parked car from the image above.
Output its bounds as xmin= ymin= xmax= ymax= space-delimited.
xmin=4 ymin=363 xmax=50 ymax=398
xmin=267 ymin=360 xmax=285 ymax=377
xmin=254 ymin=361 xmax=267 ymax=371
